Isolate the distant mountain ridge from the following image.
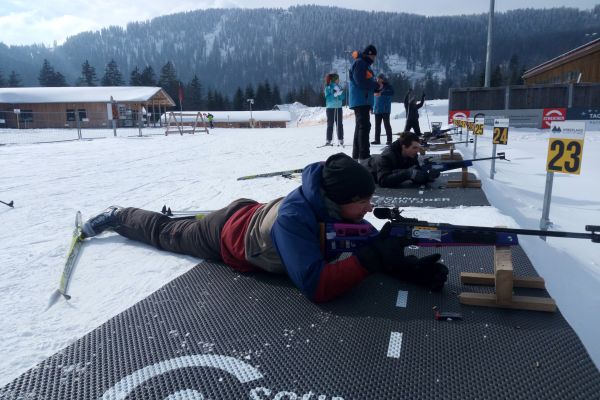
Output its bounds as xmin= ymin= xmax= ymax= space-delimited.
xmin=0 ymin=5 xmax=598 ymax=94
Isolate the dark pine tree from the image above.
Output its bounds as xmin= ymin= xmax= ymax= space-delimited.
xmin=38 ymin=59 xmax=58 ymax=86
xmin=491 ymin=65 xmax=504 ymax=87
xmin=140 ymin=66 xmax=157 ymax=86
xmin=101 ymin=59 xmax=125 ymax=86
xmin=158 ymin=61 xmax=180 ymax=108
xmin=77 ymin=60 xmax=97 ymax=86
xmin=8 ymin=71 xmax=22 ymax=87
xmin=53 ymin=72 xmax=68 ymax=86
xmin=187 ymin=75 xmax=203 ymax=110
xmin=255 ymin=82 xmax=266 ymax=110
xmin=0 ymin=71 xmax=5 ymax=87
xmin=130 ymin=66 xmax=143 ymax=86
xmin=244 ymin=84 xmax=255 ymax=108
xmin=205 ymin=89 xmax=215 ymax=110
xmin=272 ymin=84 xmax=282 ymax=106
xmin=233 ymin=87 xmax=244 ymax=110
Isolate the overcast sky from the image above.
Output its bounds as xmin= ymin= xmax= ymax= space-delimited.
xmin=0 ymin=0 xmax=597 ymax=46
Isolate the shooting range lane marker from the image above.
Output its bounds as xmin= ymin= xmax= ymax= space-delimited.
xmin=395 ymin=290 xmax=408 ymax=308
xmin=387 ymin=332 xmax=403 ymax=358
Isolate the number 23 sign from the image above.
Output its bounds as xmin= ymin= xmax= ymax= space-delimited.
xmin=546 ymin=122 xmax=585 ymax=175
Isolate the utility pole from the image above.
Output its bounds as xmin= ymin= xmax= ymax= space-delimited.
xmin=484 ymin=0 xmax=495 ymax=88
xmin=247 ymin=98 xmax=254 ymax=128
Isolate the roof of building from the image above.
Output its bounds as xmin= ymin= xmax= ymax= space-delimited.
xmin=165 ymin=111 xmax=292 ymax=123
xmin=0 ymin=86 xmax=175 ymax=106
xmin=523 ymin=38 xmax=600 ymax=79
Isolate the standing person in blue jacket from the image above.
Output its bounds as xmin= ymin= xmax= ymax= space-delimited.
xmin=81 ymin=153 xmax=448 ymax=303
xmin=323 ymin=73 xmax=345 ymax=146
xmin=349 ymin=44 xmax=382 ymax=166
xmin=372 ymin=73 xmax=394 ymax=145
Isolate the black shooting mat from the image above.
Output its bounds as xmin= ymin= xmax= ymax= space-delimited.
xmin=3 ymin=246 xmax=599 ymax=400
xmin=373 ymin=171 xmax=490 ymax=208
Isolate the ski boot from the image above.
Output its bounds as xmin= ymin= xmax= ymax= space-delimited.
xmin=370 ymin=140 xmax=380 ymax=145
xmin=81 ymin=206 xmax=123 ymax=238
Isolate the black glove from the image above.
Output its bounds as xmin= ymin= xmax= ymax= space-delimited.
xmin=356 ymin=222 xmax=417 ymax=272
xmin=409 ymin=166 xmax=429 ymax=184
xmin=388 ymin=253 xmax=449 ymax=291
xmin=427 ymin=168 xmax=441 ymax=180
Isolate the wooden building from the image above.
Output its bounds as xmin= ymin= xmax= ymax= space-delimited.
xmin=523 ymin=38 xmax=600 ymax=84
xmin=0 ymin=87 xmax=175 ymax=129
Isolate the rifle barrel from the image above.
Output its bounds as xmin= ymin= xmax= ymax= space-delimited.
xmin=405 ymin=221 xmax=597 ymax=241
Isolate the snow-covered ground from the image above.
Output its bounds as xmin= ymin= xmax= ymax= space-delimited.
xmin=0 ymin=100 xmax=599 ymax=386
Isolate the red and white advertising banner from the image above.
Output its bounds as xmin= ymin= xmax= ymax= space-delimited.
xmin=448 ymin=110 xmax=470 ymax=124
xmin=542 ymin=108 xmax=566 ymax=129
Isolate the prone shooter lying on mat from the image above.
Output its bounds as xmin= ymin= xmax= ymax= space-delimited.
xmin=367 ymin=132 xmax=505 ymax=187
xmin=80 ymin=153 xmax=448 ymax=303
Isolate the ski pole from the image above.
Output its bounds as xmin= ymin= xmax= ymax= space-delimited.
xmin=423 ymin=99 xmax=431 ymax=132
xmin=0 ymin=200 xmax=14 ymax=208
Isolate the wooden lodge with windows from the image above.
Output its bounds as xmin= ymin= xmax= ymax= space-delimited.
xmin=0 ymin=87 xmax=175 ymax=129
xmin=523 ymin=38 xmax=600 ymax=84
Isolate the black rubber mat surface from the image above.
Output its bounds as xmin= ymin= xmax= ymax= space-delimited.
xmin=373 ymin=172 xmax=490 ymax=207
xmin=2 ymin=246 xmax=599 ymax=400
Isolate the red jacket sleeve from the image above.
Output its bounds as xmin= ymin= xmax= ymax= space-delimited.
xmin=312 ymin=255 xmax=370 ymax=303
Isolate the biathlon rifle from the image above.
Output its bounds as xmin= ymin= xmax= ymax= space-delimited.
xmin=321 ymin=207 xmax=600 ymax=259
xmin=419 ymin=152 xmax=507 ymax=174
xmin=421 ymin=138 xmax=473 ymax=148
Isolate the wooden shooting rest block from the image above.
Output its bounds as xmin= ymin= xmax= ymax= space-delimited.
xmin=446 ymin=166 xmax=481 ymax=188
xmin=440 ymin=149 xmax=462 ymax=161
xmin=459 ymin=245 xmax=557 ymax=312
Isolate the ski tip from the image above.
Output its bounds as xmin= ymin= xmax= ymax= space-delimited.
xmin=161 ymin=205 xmax=167 ymax=214
xmin=45 ymin=290 xmax=63 ymax=311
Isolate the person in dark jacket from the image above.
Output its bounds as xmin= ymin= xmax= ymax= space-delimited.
xmin=404 ymin=89 xmax=425 ymax=135
xmin=81 ymin=153 xmax=448 ymax=303
xmin=348 ymin=44 xmax=382 ymax=166
xmin=372 ymin=73 xmax=394 ymax=145
xmin=368 ymin=132 xmax=440 ymax=187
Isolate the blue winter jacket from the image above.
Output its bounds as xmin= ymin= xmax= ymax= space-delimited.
xmin=348 ymin=54 xmax=378 ymax=109
xmin=324 ymin=83 xmax=344 ymax=108
xmin=374 ymin=82 xmax=394 ymax=114
xmin=270 ymin=162 xmax=374 ymax=302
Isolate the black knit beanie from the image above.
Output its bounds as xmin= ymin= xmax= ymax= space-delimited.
xmin=363 ymin=44 xmax=377 ymax=56
xmin=321 ymin=153 xmax=375 ymax=205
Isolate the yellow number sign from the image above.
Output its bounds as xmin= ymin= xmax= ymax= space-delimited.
xmin=492 ymin=127 xmax=508 ymax=145
xmin=474 ymin=123 xmax=484 ymax=135
xmin=546 ymin=138 xmax=584 ymax=175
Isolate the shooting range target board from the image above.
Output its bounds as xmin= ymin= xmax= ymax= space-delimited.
xmin=3 ymin=251 xmax=599 ymax=399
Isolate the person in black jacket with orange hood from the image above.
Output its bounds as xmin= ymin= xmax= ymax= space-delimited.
xmin=404 ymin=88 xmax=425 ymax=135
